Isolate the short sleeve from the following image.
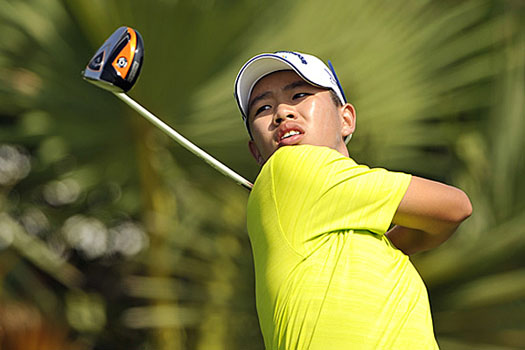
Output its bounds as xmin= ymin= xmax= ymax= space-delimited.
xmin=266 ymin=145 xmax=411 ymax=248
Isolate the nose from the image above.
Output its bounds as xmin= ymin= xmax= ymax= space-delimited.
xmin=273 ymin=103 xmax=296 ymax=125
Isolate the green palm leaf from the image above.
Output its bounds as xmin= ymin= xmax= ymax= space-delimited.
xmin=0 ymin=0 xmax=523 ymax=349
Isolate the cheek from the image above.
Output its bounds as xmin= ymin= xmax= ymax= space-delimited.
xmin=250 ymin=119 xmax=275 ymax=154
xmin=305 ymin=100 xmax=341 ymax=134
xmin=251 ymin=119 xmax=271 ymax=140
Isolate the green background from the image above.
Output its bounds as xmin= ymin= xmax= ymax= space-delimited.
xmin=0 ymin=0 xmax=524 ymax=349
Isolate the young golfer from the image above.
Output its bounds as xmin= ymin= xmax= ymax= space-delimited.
xmin=234 ymin=51 xmax=472 ymax=349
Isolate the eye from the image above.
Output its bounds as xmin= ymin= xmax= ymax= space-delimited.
xmin=255 ymin=104 xmax=271 ymax=116
xmin=293 ymin=92 xmax=311 ymax=99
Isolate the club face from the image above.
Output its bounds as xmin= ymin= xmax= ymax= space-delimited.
xmin=82 ymin=26 xmax=144 ymax=93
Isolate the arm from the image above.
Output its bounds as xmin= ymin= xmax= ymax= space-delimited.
xmin=386 ymin=176 xmax=472 ymax=255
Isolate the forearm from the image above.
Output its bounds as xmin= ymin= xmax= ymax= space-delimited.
xmin=391 ymin=176 xmax=472 ymax=255
xmin=386 ymin=224 xmax=457 ymax=255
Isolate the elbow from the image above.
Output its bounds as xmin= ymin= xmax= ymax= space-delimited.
xmin=428 ymin=192 xmax=472 ymax=250
xmin=451 ymin=189 xmax=473 ymax=224
xmin=464 ymin=196 xmax=473 ymax=220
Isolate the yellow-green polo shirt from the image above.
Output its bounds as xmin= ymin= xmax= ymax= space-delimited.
xmin=247 ymin=145 xmax=439 ymax=350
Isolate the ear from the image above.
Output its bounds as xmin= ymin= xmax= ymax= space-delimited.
xmin=340 ymin=103 xmax=356 ymax=138
xmin=248 ymin=140 xmax=265 ymax=166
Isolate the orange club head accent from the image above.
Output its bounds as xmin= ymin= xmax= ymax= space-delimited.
xmin=111 ymin=28 xmax=137 ymax=78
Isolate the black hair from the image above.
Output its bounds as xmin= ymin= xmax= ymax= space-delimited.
xmin=329 ymin=89 xmax=343 ymax=107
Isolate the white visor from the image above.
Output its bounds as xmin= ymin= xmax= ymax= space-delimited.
xmin=234 ymin=51 xmax=351 ymax=142
xmin=235 ymin=51 xmax=346 ymax=119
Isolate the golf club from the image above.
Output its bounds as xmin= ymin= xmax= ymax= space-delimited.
xmin=82 ymin=26 xmax=253 ymax=190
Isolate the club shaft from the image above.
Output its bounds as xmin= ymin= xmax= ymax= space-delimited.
xmin=113 ymin=92 xmax=253 ymax=190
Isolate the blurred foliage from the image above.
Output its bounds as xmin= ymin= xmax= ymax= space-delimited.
xmin=0 ymin=0 xmax=524 ymax=349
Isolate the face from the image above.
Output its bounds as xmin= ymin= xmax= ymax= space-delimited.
xmin=247 ymin=70 xmax=356 ymax=165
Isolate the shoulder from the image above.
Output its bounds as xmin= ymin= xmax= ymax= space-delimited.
xmin=251 ymin=145 xmax=372 ymax=200
xmin=251 ymin=145 xmax=412 ymax=200
xmin=265 ymin=145 xmax=356 ymax=174
xmin=249 ymin=145 xmax=344 ymax=205
xmin=253 ymin=145 xmax=345 ymax=188
xmin=254 ymin=145 xmax=413 ymax=189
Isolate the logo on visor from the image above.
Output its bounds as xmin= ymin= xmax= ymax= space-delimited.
xmin=324 ymin=68 xmax=337 ymax=85
xmin=275 ymin=51 xmax=307 ymax=64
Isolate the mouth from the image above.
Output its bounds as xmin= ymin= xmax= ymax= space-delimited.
xmin=277 ymin=127 xmax=304 ymax=146
xmin=281 ymin=130 xmax=301 ymax=140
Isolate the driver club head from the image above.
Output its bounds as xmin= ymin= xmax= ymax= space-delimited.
xmin=82 ymin=26 xmax=144 ymax=93
xmin=81 ymin=26 xmax=254 ymax=190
